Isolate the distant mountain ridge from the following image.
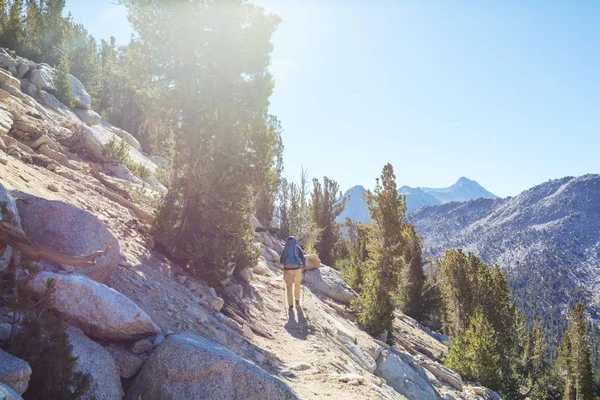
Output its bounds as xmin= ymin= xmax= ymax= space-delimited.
xmin=407 ymin=174 xmax=600 ymax=346
xmin=336 ymin=177 xmax=497 ymax=223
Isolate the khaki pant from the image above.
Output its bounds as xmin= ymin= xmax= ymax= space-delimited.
xmin=284 ymin=266 xmax=303 ymax=305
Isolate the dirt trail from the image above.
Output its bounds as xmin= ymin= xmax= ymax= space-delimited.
xmin=249 ymin=272 xmax=404 ymax=400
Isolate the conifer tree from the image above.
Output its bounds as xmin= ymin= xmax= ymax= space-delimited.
xmin=310 ymin=176 xmax=346 ymax=266
xmin=445 ymin=307 xmax=501 ymax=389
xmin=53 ymin=56 xmax=73 ymax=107
xmin=340 ymin=219 xmax=369 ymax=293
xmin=398 ymin=224 xmax=425 ymax=320
xmin=1 ymin=0 xmax=24 ymax=51
xmin=351 ymin=163 xmax=406 ymax=338
xmin=129 ymin=0 xmax=281 ymax=283
xmin=558 ymin=303 xmax=596 ymax=400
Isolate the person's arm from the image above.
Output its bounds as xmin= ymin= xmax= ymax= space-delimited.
xmin=279 ymin=248 xmax=285 ymax=265
xmin=298 ymin=246 xmax=306 ymax=269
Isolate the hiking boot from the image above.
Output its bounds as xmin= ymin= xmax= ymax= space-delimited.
xmin=295 ymin=300 xmax=301 ymax=308
xmin=288 ymin=305 xmax=294 ymax=311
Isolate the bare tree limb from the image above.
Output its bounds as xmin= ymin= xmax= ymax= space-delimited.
xmin=0 ymin=222 xmax=110 ymax=266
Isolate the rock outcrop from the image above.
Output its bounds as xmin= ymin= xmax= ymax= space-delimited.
xmin=15 ymin=193 xmax=120 ymax=283
xmin=126 ymin=333 xmax=300 ymax=400
xmin=0 ymin=349 xmax=31 ymax=395
xmin=0 ymin=383 xmax=22 ymax=400
xmin=66 ymin=326 xmax=123 ymax=400
xmin=305 ymin=253 xmax=321 ymax=270
xmin=28 ymin=272 xmax=160 ymax=341
xmin=0 ymin=183 xmax=21 ymax=271
xmin=303 ymin=266 xmax=357 ymax=305
xmin=375 ymin=348 xmax=438 ymax=399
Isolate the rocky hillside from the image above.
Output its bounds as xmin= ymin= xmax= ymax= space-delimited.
xmin=408 ymin=174 xmax=600 ymax=334
xmin=0 ymin=48 xmax=498 ymax=399
xmin=338 ymin=177 xmax=497 ymax=222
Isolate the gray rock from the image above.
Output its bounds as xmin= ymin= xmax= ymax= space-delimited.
xmin=36 ymin=90 xmax=79 ymax=121
xmin=337 ymin=336 xmax=377 ymax=374
xmin=0 ymin=382 xmax=22 ymax=400
xmin=0 ymin=69 xmax=19 ymax=90
xmin=66 ymin=325 xmax=123 ymax=400
xmin=0 ymin=349 xmax=31 ymax=395
xmin=103 ymin=344 xmax=146 ymax=379
xmin=131 ymin=338 xmax=154 ymax=354
xmin=18 ymin=80 xmax=36 ymax=98
xmin=126 ymin=333 xmax=300 ymax=400
xmin=0 ymin=184 xmax=21 ymax=271
xmin=29 ymin=64 xmax=54 ymax=91
xmin=226 ymin=283 xmax=245 ymax=300
xmin=0 ymin=108 xmax=13 ymax=134
xmin=236 ymin=267 xmax=252 ymax=283
xmin=15 ymin=193 xmax=120 ymax=283
xmin=28 ymin=272 xmax=160 ymax=341
xmin=303 ymin=266 xmax=357 ymax=305
xmin=0 ymin=49 xmax=17 ymax=69
xmin=100 ymin=121 xmax=142 ymax=151
xmin=252 ymin=257 xmax=271 ymax=276
xmin=250 ymin=214 xmax=265 ymax=231
xmin=104 ymin=163 xmax=142 ymax=184
xmin=69 ymin=75 xmax=91 ymax=109
xmin=204 ymin=287 xmax=224 ymax=311
xmin=375 ymin=349 xmax=437 ymax=399
xmin=147 ymin=155 xmax=169 ymax=169
xmin=16 ymin=63 xmax=28 ymax=79
xmin=73 ymin=108 xmax=101 ymax=126
xmin=419 ymin=360 xmax=463 ymax=391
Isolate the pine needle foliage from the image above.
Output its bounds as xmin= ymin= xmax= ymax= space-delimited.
xmin=557 ymin=303 xmax=596 ymax=400
xmin=126 ymin=0 xmax=281 ymax=284
xmin=53 ymin=56 xmax=73 ymax=107
xmin=351 ymin=163 xmax=407 ymax=338
xmin=0 ymin=268 xmax=90 ymax=399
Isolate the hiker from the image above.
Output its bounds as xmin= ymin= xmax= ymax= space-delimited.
xmin=279 ymin=236 xmax=306 ymax=309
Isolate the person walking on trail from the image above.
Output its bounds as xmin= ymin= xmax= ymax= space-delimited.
xmin=280 ymin=236 xmax=306 ymax=310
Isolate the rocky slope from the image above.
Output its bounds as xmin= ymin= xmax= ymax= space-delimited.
xmin=408 ymin=174 xmax=600 ymax=333
xmin=338 ymin=178 xmax=497 ymax=222
xmin=0 ymin=48 xmax=498 ymax=399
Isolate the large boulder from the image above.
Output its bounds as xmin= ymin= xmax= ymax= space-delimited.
xmin=36 ymin=90 xmax=79 ymax=122
xmin=28 ymin=272 xmax=160 ymax=341
xmin=127 ymin=333 xmax=300 ymax=400
xmin=69 ymin=75 xmax=91 ymax=109
xmin=103 ymin=344 xmax=146 ymax=379
xmin=73 ymin=108 xmax=101 ymax=126
xmin=101 ymin=121 xmax=142 ymax=151
xmin=0 ymin=184 xmax=22 ymax=271
xmin=14 ymin=193 xmax=120 ymax=283
xmin=28 ymin=64 xmax=54 ymax=91
xmin=336 ymin=336 xmax=377 ymax=374
xmin=0 ymin=382 xmax=22 ymax=400
xmin=0 ymin=349 xmax=31 ymax=395
xmin=305 ymin=254 xmax=321 ymax=270
xmin=29 ymin=64 xmax=91 ymax=109
xmin=66 ymin=325 xmax=123 ymax=400
xmin=303 ymin=266 xmax=357 ymax=305
xmin=375 ymin=349 xmax=438 ymax=399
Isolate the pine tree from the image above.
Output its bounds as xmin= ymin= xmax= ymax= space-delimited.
xmin=340 ymin=219 xmax=369 ymax=293
xmin=310 ymin=176 xmax=346 ymax=266
xmin=445 ymin=306 xmax=501 ymax=389
xmin=68 ymin=24 xmax=101 ymax=104
xmin=558 ymin=303 xmax=596 ymax=400
xmin=398 ymin=224 xmax=425 ymax=320
xmin=129 ymin=1 xmax=281 ymax=283
xmin=1 ymin=0 xmax=24 ymax=51
xmin=351 ymin=163 xmax=406 ymax=338
xmin=53 ymin=56 xmax=73 ymax=107
xmin=254 ymin=115 xmax=283 ymax=228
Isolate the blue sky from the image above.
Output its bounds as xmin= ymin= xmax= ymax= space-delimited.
xmin=66 ymin=1 xmax=600 ymax=197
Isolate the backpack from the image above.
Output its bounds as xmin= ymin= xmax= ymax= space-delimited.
xmin=282 ymin=236 xmax=301 ymax=266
